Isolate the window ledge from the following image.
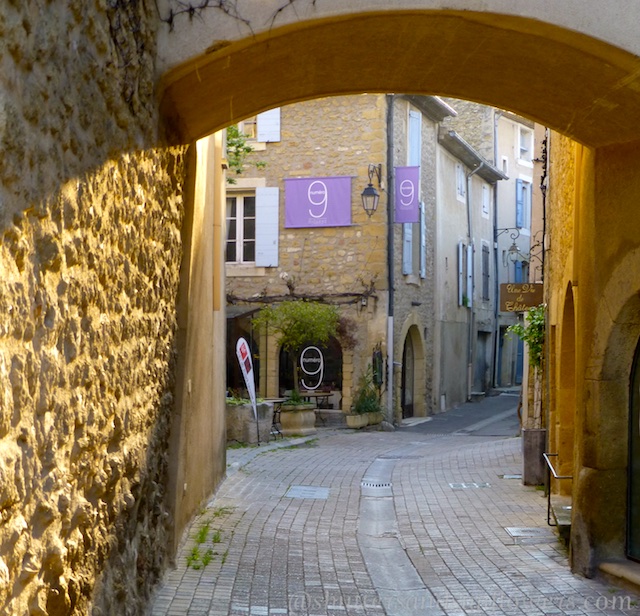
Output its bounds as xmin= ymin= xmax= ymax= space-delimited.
xmin=226 ymin=264 xmax=267 ymax=277
xmin=403 ymin=274 xmax=421 ymax=287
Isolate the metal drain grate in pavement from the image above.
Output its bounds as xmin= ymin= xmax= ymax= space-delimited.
xmin=361 ymin=481 xmax=392 ymax=488
xmin=449 ymin=482 xmax=491 ymax=489
xmin=285 ymin=486 xmax=330 ymax=499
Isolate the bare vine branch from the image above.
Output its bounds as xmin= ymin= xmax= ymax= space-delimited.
xmin=155 ymin=0 xmax=317 ymax=33
xmin=155 ymin=0 xmax=252 ymax=32
xmin=228 ymin=279 xmax=377 ymax=307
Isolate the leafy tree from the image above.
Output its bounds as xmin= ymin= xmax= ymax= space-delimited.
xmin=253 ymin=300 xmax=339 ymax=393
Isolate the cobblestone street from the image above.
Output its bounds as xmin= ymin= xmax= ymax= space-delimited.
xmin=150 ymin=413 xmax=640 ymax=615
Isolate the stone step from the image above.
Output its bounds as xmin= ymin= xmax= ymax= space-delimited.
xmin=315 ymin=409 xmax=346 ymax=427
xmin=550 ymin=494 xmax=572 ymax=545
xmin=600 ymin=559 xmax=640 ymax=596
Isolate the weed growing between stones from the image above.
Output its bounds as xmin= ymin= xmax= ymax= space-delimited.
xmin=186 ymin=507 xmax=235 ymax=569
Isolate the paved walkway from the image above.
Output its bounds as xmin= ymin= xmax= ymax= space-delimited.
xmin=149 ymin=416 xmax=640 ymax=615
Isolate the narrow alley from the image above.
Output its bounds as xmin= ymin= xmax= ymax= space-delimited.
xmin=150 ymin=395 xmax=640 ymax=615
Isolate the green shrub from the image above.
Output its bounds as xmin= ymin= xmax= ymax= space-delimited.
xmin=352 ymin=365 xmax=382 ymax=414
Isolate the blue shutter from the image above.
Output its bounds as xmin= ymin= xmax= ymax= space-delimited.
xmin=515 ymin=179 xmax=524 ymax=228
xmin=514 ymin=260 xmax=523 ymax=283
xmin=257 ymin=108 xmax=280 ymax=142
xmin=402 ymin=224 xmax=413 ymax=274
xmin=255 ymin=187 xmax=279 ymax=266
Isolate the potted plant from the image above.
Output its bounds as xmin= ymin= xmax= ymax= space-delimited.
xmin=253 ymin=300 xmax=339 ymax=436
xmin=346 ymin=365 xmax=385 ymax=428
xmin=508 ymin=303 xmax=546 ymax=484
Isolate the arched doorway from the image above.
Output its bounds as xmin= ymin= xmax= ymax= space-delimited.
xmin=401 ymin=335 xmax=415 ymax=419
xmin=279 ymin=337 xmax=343 ymax=403
xmin=556 ymin=285 xmax=576 ymax=488
xmin=629 ymin=337 xmax=640 ymax=561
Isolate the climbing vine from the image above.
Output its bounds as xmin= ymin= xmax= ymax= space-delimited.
xmin=225 ymin=125 xmax=265 ymax=184
xmin=508 ymin=304 xmax=545 ymax=368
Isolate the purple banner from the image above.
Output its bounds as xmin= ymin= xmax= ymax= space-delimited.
xmin=285 ymin=176 xmax=352 ymax=228
xmin=395 ymin=166 xmax=420 ymax=223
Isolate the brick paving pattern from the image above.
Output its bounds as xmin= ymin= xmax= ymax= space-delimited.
xmin=150 ymin=429 xmax=640 ymax=615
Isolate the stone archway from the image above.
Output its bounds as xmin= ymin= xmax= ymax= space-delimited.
xmin=556 ymin=284 xmax=576 ymax=491
xmin=156 ymin=5 xmax=640 ymax=577
xmin=158 ymin=10 xmax=640 ymax=148
xmin=570 ymin=248 xmax=640 ymax=573
xmin=398 ymin=321 xmax=427 ymax=419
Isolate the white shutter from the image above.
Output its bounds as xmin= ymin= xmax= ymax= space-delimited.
xmin=458 ymin=242 xmax=464 ymax=306
xmin=466 ymin=243 xmax=474 ymax=308
xmin=255 ymin=187 xmax=279 ymax=267
xmin=408 ymin=110 xmax=421 ymax=167
xmin=257 ymin=108 xmax=280 ymax=142
xmin=402 ymin=223 xmax=413 ymax=274
xmin=420 ymin=201 xmax=426 ymax=279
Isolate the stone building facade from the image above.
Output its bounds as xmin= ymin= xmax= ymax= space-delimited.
xmin=226 ymin=94 xmax=504 ymax=420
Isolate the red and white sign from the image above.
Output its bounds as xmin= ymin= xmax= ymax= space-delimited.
xmin=236 ymin=337 xmax=257 ymax=421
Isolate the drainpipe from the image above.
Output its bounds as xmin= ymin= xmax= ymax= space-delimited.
xmin=466 ymin=162 xmax=484 ymax=400
xmin=492 ymin=110 xmax=504 ymax=388
xmin=386 ymin=94 xmax=395 ymax=422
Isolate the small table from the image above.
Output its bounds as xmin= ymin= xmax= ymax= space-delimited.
xmin=300 ymin=391 xmax=331 ymax=409
xmin=264 ymin=398 xmax=286 ymax=439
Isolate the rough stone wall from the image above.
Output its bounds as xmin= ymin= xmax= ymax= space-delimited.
xmin=546 ymin=131 xmax=576 ymax=291
xmin=0 ymin=3 xmax=187 ymax=614
xmin=441 ymin=99 xmax=496 ymax=163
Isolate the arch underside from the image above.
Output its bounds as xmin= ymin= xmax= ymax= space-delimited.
xmin=159 ymin=11 xmax=640 ymax=147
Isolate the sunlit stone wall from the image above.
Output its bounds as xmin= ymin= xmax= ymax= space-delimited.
xmin=0 ymin=3 xmax=187 ymax=614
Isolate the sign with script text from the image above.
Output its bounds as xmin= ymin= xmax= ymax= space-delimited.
xmin=500 ymin=283 xmax=544 ymax=312
xmin=285 ymin=176 xmax=352 ymax=228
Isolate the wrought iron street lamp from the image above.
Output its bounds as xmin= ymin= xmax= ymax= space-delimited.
xmin=361 ymin=163 xmax=382 ymax=217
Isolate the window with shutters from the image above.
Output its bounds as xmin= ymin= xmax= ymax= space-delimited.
xmin=482 ymin=184 xmax=490 ymax=219
xmin=517 ymin=126 xmax=533 ymax=165
xmin=482 ymin=243 xmax=490 ymax=301
xmin=456 ymin=163 xmax=466 ymax=202
xmin=237 ymin=108 xmax=281 ymax=149
xmin=237 ymin=117 xmax=257 ymax=141
xmin=458 ymin=242 xmax=473 ymax=307
xmin=226 ymin=194 xmax=256 ymax=264
xmin=515 ymin=178 xmax=532 ymax=230
xmin=226 ymin=188 xmax=280 ymax=269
